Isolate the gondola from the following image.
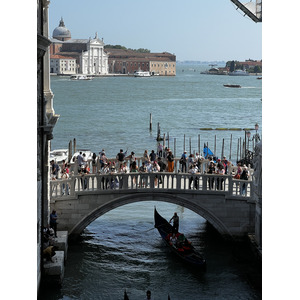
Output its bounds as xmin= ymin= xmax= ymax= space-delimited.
xmin=154 ymin=208 xmax=206 ymax=269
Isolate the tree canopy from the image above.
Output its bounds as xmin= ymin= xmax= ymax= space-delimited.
xmin=104 ymin=45 xmax=150 ymax=53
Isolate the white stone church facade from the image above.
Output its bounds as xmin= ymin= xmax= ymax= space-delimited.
xmin=50 ymin=18 xmax=108 ymax=75
xmin=80 ymin=34 xmax=108 ymax=75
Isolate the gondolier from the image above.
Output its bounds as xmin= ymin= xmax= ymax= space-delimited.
xmin=155 ymin=208 xmax=206 ymax=268
xmin=169 ymin=212 xmax=179 ymax=234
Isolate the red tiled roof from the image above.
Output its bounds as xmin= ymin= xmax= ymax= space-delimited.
xmin=239 ymin=61 xmax=262 ymax=66
xmin=50 ymin=54 xmax=76 ymax=60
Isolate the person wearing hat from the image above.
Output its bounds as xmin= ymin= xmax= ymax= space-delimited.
xmin=180 ymin=150 xmax=188 ymax=173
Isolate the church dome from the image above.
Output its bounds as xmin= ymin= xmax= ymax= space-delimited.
xmin=53 ymin=18 xmax=71 ymax=41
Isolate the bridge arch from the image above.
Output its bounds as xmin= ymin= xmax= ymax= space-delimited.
xmin=69 ymin=193 xmax=232 ymax=239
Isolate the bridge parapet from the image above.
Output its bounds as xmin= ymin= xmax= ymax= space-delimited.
xmin=50 ymin=172 xmax=252 ymax=200
xmin=63 ymin=157 xmax=251 ymax=177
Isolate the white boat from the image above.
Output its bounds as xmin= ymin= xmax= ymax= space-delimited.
xmin=50 ymin=149 xmax=69 ymax=163
xmin=228 ymin=70 xmax=249 ymax=76
xmin=134 ymin=70 xmax=151 ymax=77
xmin=70 ymin=74 xmax=93 ymax=80
xmin=71 ymin=149 xmax=93 ymax=163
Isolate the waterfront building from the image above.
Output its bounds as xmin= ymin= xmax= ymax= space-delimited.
xmin=50 ymin=54 xmax=77 ymax=74
xmin=50 ymin=19 xmax=108 ymax=75
xmin=37 ymin=0 xmax=59 ymax=293
xmin=105 ymin=49 xmax=176 ymax=76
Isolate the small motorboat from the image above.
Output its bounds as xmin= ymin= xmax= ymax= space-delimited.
xmin=70 ymin=74 xmax=93 ymax=80
xmin=134 ymin=70 xmax=151 ymax=77
xmin=154 ymin=208 xmax=206 ymax=269
xmin=228 ymin=70 xmax=249 ymax=76
xmin=223 ymin=84 xmax=241 ymax=88
xmin=50 ymin=149 xmax=69 ymax=163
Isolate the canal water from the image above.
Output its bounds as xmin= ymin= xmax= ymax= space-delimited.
xmin=41 ymin=65 xmax=262 ymax=299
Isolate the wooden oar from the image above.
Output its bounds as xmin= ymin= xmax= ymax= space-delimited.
xmin=145 ymin=224 xmax=165 ymax=232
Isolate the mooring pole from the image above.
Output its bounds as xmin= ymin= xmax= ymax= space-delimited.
xmin=189 ymin=137 xmax=192 ymax=155
xmin=221 ymin=138 xmax=224 ymax=158
xmin=157 ymin=122 xmax=161 ymax=141
xmin=73 ymin=138 xmax=76 ymax=154
xmin=198 ymin=134 xmax=200 ymax=155
xmin=240 ymin=137 xmax=242 ymax=160
xmin=207 ymin=142 xmax=209 ymax=159
xmin=68 ymin=140 xmax=72 ymax=162
xmin=174 ymin=138 xmax=176 ymax=158
xmin=214 ymin=135 xmax=216 ymax=157
xmin=229 ymin=134 xmax=232 ymax=160
xmin=183 ymin=134 xmax=186 ymax=152
xmin=237 ymin=138 xmax=239 ymax=163
xmin=149 ymin=113 xmax=152 ymax=131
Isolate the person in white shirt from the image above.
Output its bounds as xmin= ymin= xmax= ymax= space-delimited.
xmin=189 ymin=164 xmax=199 ymax=189
xmin=61 ymin=169 xmax=69 ymax=195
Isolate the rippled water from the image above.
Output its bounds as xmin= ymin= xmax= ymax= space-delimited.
xmin=51 ymin=65 xmax=262 ymax=161
xmin=41 ymin=65 xmax=262 ymax=299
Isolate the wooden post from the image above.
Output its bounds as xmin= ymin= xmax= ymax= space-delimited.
xmin=198 ymin=134 xmax=200 ymax=155
xmin=167 ymin=132 xmax=169 ymax=149
xmin=174 ymin=138 xmax=176 ymax=158
xmin=189 ymin=137 xmax=192 ymax=155
xmin=163 ymin=134 xmax=166 ymax=149
xmin=183 ymin=134 xmax=186 ymax=152
xmin=244 ymin=129 xmax=246 ymax=159
xmin=214 ymin=135 xmax=216 ymax=157
xmin=157 ymin=122 xmax=161 ymax=141
xmin=239 ymin=137 xmax=242 ymax=160
xmin=149 ymin=113 xmax=152 ymax=131
xmin=221 ymin=138 xmax=224 ymax=159
xmin=68 ymin=140 xmax=72 ymax=162
xmin=73 ymin=138 xmax=76 ymax=154
xmin=229 ymin=134 xmax=232 ymax=160
xmin=237 ymin=138 xmax=239 ymax=163
xmin=207 ymin=142 xmax=209 ymax=159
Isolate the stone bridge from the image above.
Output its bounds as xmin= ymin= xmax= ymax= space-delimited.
xmin=50 ymin=172 xmax=255 ymax=239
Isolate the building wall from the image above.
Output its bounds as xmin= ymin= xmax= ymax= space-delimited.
xmin=150 ymin=60 xmax=176 ymax=76
xmin=81 ymin=41 xmax=108 ymax=75
xmin=109 ymin=59 xmax=150 ymax=74
xmin=50 ymin=58 xmax=77 ymax=74
xmin=106 ymin=50 xmax=176 ymax=76
xmin=50 ymin=42 xmax=63 ymax=55
xmin=37 ymin=0 xmax=59 ymax=294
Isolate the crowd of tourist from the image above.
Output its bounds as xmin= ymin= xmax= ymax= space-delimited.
xmin=50 ymin=146 xmax=249 ymax=194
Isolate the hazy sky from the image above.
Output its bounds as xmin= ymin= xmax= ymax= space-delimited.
xmin=49 ymin=0 xmax=262 ymax=62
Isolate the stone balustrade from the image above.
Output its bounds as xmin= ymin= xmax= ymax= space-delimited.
xmin=50 ymin=171 xmax=252 ymax=200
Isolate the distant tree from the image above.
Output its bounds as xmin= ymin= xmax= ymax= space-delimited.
xmin=229 ymin=61 xmax=235 ymax=72
xmin=104 ymin=45 xmax=151 ymax=53
xmin=104 ymin=44 xmax=127 ymax=50
xmin=254 ymin=65 xmax=262 ymax=73
xmin=136 ymin=48 xmax=151 ymax=53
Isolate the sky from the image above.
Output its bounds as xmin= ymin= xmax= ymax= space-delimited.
xmin=48 ymin=0 xmax=262 ymax=62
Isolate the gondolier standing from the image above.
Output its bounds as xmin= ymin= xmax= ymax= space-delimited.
xmin=169 ymin=212 xmax=179 ymax=234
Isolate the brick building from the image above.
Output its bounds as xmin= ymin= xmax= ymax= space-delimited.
xmin=105 ymin=49 xmax=176 ymax=76
xmin=50 ymin=19 xmax=108 ymax=75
